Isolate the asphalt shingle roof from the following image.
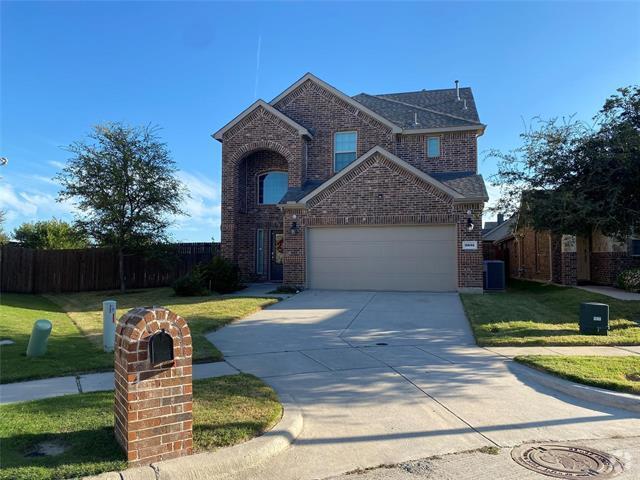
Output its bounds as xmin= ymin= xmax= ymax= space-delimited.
xmin=431 ymin=171 xmax=488 ymax=199
xmin=352 ymin=87 xmax=482 ymax=131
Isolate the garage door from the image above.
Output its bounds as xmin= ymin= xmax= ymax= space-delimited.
xmin=307 ymin=225 xmax=457 ymax=291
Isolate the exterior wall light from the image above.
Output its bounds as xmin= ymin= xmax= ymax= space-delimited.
xmin=290 ymin=214 xmax=299 ymax=235
xmin=466 ymin=210 xmax=474 ymax=231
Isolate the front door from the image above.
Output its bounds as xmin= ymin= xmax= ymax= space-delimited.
xmin=576 ymin=236 xmax=591 ymax=282
xmin=270 ymin=231 xmax=284 ymax=281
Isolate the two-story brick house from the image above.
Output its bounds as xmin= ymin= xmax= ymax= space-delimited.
xmin=214 ymin=73 xmax=488 ymax=292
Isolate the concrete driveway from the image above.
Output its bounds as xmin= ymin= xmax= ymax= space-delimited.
xmin=207 ymin=290 xmax=640 ymax=480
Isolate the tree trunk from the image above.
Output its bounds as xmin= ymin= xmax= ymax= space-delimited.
xmin=119 ymin=248 xmax=126 ymax=293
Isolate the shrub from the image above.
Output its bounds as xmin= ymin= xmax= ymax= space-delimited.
xmin=202 ymin=257 xmax=242 ymax=294
xmin=172 ymin=268 xmax=208 ymax=296
xmin=616 ymin=268 xmax=640 ymax=293
xmin=270 ymin=285 xmax=301 ymax=294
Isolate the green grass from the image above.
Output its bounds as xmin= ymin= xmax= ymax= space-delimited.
xmin=0 ymin=293 xmax=113 ymax=384
xmin=460 ymin=280 xmax=640 ymax=346
xmin=0 ymin=374 xmax=282 ymax=480
xmin=1 ymin=289 xmax=278 ymax=383
xmin=515 ymin=355 xmax=640 ymax=395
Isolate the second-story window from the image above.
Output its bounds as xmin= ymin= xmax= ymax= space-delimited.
xmin=427 ymin=136 xmax=441 ymax=158
xmin=334 ymin=131 xmax=357 ymax=172
xmin=258 ymin=172 xmax=288 ymax=205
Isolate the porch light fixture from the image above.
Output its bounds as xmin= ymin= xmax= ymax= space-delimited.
xmin=290 ymin=214 xmax=299 ymax=235
xmin=466 ymin=210 xmax=474 ymax=231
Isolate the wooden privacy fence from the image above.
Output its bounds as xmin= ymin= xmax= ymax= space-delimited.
xmin=0 ymin=243 xmax=220 ymax=293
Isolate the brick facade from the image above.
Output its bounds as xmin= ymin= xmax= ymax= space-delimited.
xmin=114 ymin=307 xmax=193 ymax=467
xmin=219 ymin=75 xmax=485 ymax=291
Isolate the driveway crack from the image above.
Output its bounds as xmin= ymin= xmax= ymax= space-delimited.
xmin=337 ymin=292 xmax=377 ymax=341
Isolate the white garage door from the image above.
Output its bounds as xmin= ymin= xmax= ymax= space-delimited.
xmin=307 ymin=225 xmax=457 ymax=292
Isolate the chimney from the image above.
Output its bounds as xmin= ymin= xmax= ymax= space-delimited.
xmin=455 ymin=80 xmax=460 ymax=101
xmin=497 ymin=213 xmax=504 ymax=225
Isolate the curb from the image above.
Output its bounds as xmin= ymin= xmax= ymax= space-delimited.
xmin=153 ymin=393 xmax=303 ymax=480
xmin=84 ymin=394 xmax=303 ymax=480
xmin=508 ymin=361 xmax=640 ymax=413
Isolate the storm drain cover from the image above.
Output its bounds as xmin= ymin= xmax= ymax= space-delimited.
xmin=511 ymin=444 xmax=624 ymax=478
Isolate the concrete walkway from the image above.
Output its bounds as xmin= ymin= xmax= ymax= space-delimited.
xmin=576 ymin=284 xmax=640 ymax=301
xmin=206 ymin=290 xmax=640 ymax=480
xmin=0 ymin=361 xmax=238 ymax=404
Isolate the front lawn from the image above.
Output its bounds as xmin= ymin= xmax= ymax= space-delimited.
xmin=0 ymin=374 xmax=282 ymax=480
xmin=0 ymin=293 xmax=113 ymax=384
xmin=460 ymin=280 xmax=640 ymax=346
xmin=515 ymin=355 xmax=640 ymax=395
xmin=1 ymin=289 xmax=277 ymax=383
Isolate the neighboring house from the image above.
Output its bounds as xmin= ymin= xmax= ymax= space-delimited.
xmin=214 ymin=73 xmax=488 ymax=292
xmin=482 ymin=215 xmax=640 ymax=286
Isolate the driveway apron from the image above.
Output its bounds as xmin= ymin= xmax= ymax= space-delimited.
xmin=207 ymin=290 xmax=640 ymax=480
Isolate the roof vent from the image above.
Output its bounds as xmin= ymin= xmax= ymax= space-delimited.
xmin=463 ymin=99 xmax=468 ymax=110
xmin=414 ymin=112 xmax=419 ymax=125
xmin=455 ymin=80 xmax=460 ymax=101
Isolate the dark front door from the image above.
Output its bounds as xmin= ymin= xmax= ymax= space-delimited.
xmin=270 ymin=231 xmax=284 ymax=281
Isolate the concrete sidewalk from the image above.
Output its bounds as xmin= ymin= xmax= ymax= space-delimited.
xmin=0 ymin=361 xmax=238 ymax=404
xmin=2 ymin=343 xmax=636 ymax=405
xmin=576 ymin=284 xmax=640 ymax=301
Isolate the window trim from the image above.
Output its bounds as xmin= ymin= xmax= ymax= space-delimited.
xmin=256 ymin=229 xmax=264 ymax=274
xmin=333 ymin=131 xmax=358 ymax=173
xmin=257 ymin=170 xmax=288 ymax=205
xmin=426 ymin=136 xmax=441 ymax=158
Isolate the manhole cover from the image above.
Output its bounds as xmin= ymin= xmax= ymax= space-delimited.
xmin=511 ymin=444 xmax=624 ymax=478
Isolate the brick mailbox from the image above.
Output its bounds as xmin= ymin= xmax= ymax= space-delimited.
xmin=114 ymin=306 xmax=193 ymax=466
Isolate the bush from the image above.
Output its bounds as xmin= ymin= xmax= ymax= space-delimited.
xmin=172 ymin=268 xmax=208 ymax=296
xmin=616 ymin=268 xmax=640 ymax=292
xmin=202 ymin=257 xmax=242 ymax=294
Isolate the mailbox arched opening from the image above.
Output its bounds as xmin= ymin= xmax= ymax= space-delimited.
xmin=149 ymin=329 xmax=174 ymax=366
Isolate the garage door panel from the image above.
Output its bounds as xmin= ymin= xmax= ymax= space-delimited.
xmin=307 ymin=226 xmax=457 ymax=292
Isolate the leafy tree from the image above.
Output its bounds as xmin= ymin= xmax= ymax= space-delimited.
xmin=13 ymin=219 xmax=88 ymax=249
xmin=488 ymin=86 xmax=640 ymax=240
xmin=57 ymin=123 xmax=186 ymax=291
xmin=0 ymin=211 xmax=10 ymax=245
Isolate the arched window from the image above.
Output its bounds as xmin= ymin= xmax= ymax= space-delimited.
xmin=258 ymin=172 xmax=288 ymax=205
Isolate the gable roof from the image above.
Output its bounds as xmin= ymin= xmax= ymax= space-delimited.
xmin=270 ymin=73 xmax=402 ymax=134
xmin=292 ymin=146 xmax=466 ymax=206
xmin=482 ymin=216 xmax=516 ymax=243
xmin=352 ymin=87 xmax=485 ymax=134
xmin=212 ymin=100 xmax=312 ymax=141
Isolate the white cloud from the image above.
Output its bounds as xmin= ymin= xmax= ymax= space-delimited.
xmin=169 ymin=170 xmax=221 ymax=241
xmin=48 ymin=160 xmax=66 ymax=169
xmin=0 ymin=181 xmax=77 ymax=231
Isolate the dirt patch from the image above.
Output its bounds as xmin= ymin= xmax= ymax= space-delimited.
xmin=24 ymin=440 xmax=68 ymax=458
xmin=625 ymin=372 xmax=640 ymax=382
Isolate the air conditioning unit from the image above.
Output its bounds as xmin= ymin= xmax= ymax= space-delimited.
xmin=483 ymin=260 xmax=505 ymax=291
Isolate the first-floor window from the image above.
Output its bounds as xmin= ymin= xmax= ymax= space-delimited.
xmin=256 ymin=229 xmax=264 ymax=274
xmin=631 ymin=239 xmax=640 ymax=256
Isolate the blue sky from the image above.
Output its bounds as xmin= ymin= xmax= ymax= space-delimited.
xmin=2 ymin=1 xmax=639 ymax=241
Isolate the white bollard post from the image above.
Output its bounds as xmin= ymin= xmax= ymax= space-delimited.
xmin=103 ymin=300 xmax=117 ymax=352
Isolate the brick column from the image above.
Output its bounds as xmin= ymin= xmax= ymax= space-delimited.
xmin=114 ymin=307 xmax=193 ymax=466
xmin=560 ymin=235 xmax=578 ymax=286
xmin=283 ymin=207 xmax=306 ymax=286
xmin=456 ymin=203 xmax=483 ymax=292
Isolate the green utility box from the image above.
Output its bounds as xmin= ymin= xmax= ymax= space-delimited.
xmin=26 ymin=319 xmax=53 ymax=357
xmin=579 ymin=302 xmax=609 ymax=335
